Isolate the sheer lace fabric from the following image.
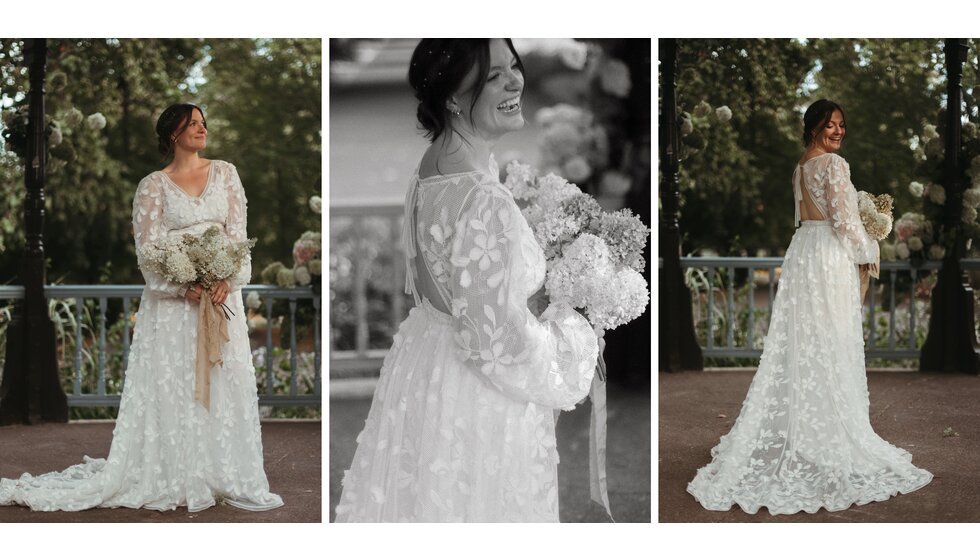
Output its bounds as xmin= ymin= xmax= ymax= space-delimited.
xmin=336 ymin=157 xmax=598 ymax=522
xmin=0 ymin=161 xmax=282 ymax=512
xmin=687 ymin=156 xmax=931 ymax=515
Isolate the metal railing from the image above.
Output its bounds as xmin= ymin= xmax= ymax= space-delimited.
xmin=0 ymin=284 xmax=321 ymax=408
xmin=660 ymin=256 xmax=980 ymax=360
xmin=329 ymin=203 xmax=405 ymax=375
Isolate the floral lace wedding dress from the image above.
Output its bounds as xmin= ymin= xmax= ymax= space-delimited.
xmin=687 ymin=153 xmax=932 ymax=514
xmin=0 ymin=160 xmax=283 ymax=512
xmin=335 ymin=156 xmax=598 ymax=522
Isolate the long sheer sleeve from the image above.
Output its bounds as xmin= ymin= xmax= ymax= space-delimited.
xmin=825 ymin=155 xmax=879 ymax=265
xmin=449 ymin=184 xmax=598 ymax=410
xmin=223 ymin=163 xmax=252 ymax=291
xmin=132 ymin=176 xmax=189 ymax=299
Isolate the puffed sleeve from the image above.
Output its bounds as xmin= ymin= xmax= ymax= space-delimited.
xmin=449 ymin=183 xmax=598 ymax=410
xmin=132 ymin=176 xmax=189 ymax=298
xmin=826 ymin=155 xmax=880 ymax=265
xmin=223 ymin=162 xmax=252 ymax=291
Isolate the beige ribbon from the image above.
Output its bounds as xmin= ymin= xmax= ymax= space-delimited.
xmin=195 ymin=293 xmax=229 ymax=410
xmin=589 ymin=373 xmax=614 ymax=521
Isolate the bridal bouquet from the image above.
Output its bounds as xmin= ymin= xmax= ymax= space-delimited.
xmin=504 ymin=161 xmax=650 ymax=332
xmin=141 ymin=226 xmax=256 ymax=317
xmin=857 ymin=191 xmax=894 ymax=241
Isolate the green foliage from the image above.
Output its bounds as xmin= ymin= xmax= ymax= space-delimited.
xmin=0 ymin=39 xmax=321 ymax=286
xmin=673 ymin=39 xmax=814 ymax=256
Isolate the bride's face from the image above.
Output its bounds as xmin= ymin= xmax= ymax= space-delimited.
xmin=453 ymin=39 xmax=525 ymax=141
xmin=814 ymin=110 xmax=845 ymax=153
xmin=174 ymin=108 xmax=208 ymax=154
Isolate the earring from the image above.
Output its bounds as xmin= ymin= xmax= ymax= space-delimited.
xmin=450 ymin=107 xmax=461 ymax=117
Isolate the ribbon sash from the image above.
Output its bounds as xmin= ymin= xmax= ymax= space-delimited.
xmin=195 ymin=294 xmax=230 ymax=410
xmin=589 ymin=374 xmax=613 ymax=521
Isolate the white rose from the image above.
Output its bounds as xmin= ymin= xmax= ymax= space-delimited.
xmin=880 ymin=243 xmax=897 ymax=261
xmin=928 ymin=244 xmax=946 ymax=260
xmin=927 ymin=183 xmax=946 ymax=205
xmin=715 ymin=105 xmax=733 ymax=122
xmin=308 ymin=195 xmax=322 ymax=214
xmin=896 ymin=242 xmax=910 ymax=259
xmin=245 ymin=291 xmax=262 ymax=311
xmin=86 ymin=112 xmax=107 ymax=130
xmin=963 ymin=206 xmax=978 ymax=224
xmin=922 ymin=123 xmax=939 ymax=142
xmin=692 ymin=101 xmax=712 ymax=119
xmin=908 ymin=236 xmax=923 ymax=251
xmin=908 ymin=181 xmax=924 ymax=197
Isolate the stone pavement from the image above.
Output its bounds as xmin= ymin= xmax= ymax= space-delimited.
xmin=0 ymin=420 xmax=321 ymax=522
xmin=659 ymin=369 xmax=980 ymax=522
xmin=329 ymin=383 xmax=651 ymax=522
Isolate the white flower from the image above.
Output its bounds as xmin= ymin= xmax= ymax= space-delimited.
xmin=562 ymin=156 xmax=592 ymax=183
xmin=922 ymin=123 xmax=939 ymax=142
xmin=715 ymin=105 xmax=733 ymax=122
xmin=908 ymin=236 xmax=923 ymax=251
xmin=599 ymin=170 xmax=632 ymax=197
xmin=276 ymin=267 xmax=296 ymax=288
xmin=245 ymin=291 xmax=262 ymax=311
xmin=963 ymin=188 xmax=980 ymax=209
xmin=504 ymin=160 xmax=537 ymax=200
xmin=963 ymin=206 xmax=978 ymax=224
xmin=928 ymin=244 xmax=946 ymax=260
xmin=62 ymin=107 xmax=84 ymax=129
xmin=927 ymin=183 xmax=946 ymax=205
xmin=908 ymin=181 xmax=924 ymax=197
xmin=895 ymin=242 xmax=910 ymax=259
xmin=557 ymin=40 xmax=588 ymax=70
xmin=48 ymin=123 xmax=63 ymax=148
xmin=308 ymin=258 xmax=321 ymax=276
xmin=598 ymin=58 xmax=631 ymax=98
xmin=680 ymin=117 xmax=693 ymax=136
xmin=86 ymin=112 xmax=106 ymax=130
xmin=585 ymin=267 xmax=650 ymax=331
xmin=880 ymin=243 xmax=897 ymax=261
xmin=546 ymin=234 xmax=613 ymax=309
xmin=294 ymin=265 xmax=312 ymax=286
xmin=692 ymin=101 xmax=712 ymax=119
xmin=308 ymin=195 xmax=322 ymax=214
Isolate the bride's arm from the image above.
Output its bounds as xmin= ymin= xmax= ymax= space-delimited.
xmin=826 ymin=155 xmax=880 ymax=265
xmin=449 ymin=183 xmax=598 ymax=410
xmin=223 ymin=163 xmax=252 ymax=292
xmin=132 ymin=176 xmax=190 ymax=299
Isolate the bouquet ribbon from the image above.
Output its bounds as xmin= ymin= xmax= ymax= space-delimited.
xmin=589 ymin=373 xmax=613 ymax=521
xmin=195 ymin=293 xmax=230 ymax=410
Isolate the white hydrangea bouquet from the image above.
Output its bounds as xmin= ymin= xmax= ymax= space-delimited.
xmin=142 ymin=226 xmax=256 ymax=318
xmin=857 ymin=191 xmax=894 ymax=241
xmin=504 ymin=160 xmax=650 ymax=334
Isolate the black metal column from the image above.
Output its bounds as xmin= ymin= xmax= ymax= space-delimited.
xmin=658 ymin=39 xmax=703 ymax=372
xmin=0 ymin=39 xmax=68 ymax=424
xmin=919 ymin=38 xmax=980 ymax=374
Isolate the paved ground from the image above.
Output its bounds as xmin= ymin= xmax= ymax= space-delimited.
xmin=660 ymin=369 xmax=980 ymax=522
xmin=0 ymin=420 xmax=321 ymax=522
xmin=329 ymin=383 xmax=651 ymax=522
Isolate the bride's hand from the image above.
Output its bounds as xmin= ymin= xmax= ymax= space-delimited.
xmin=210 ymin=280 xmax=230 ymax=305
xmin=185 ymin=284 xmax=204 ymax=303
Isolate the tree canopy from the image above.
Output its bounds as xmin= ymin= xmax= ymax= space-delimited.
xmin=0 ymin=38 xmax=321 ymax=285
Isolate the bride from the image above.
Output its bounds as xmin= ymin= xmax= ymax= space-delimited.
xmin=335 ymin=39 xmax=600 ymax=522
xmin=0 ymin=104 xmax=283 ymax=512
xmin=687 ymin=99 xmax=932 ymax=514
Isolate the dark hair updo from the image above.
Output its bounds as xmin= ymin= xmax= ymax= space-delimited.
xmin=156 ymin=103 xmax=206 ymax=157
xmin=802 ymin=99 xmax=845 ymax=146
xmin=408 ymin=39 xmax=524 ymax=141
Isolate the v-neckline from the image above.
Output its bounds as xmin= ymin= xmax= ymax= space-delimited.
xmin=159 ymin=162 xmax=215 ymax=199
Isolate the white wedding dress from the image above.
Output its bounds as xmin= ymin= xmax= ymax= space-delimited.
xmin=687 ymin=153 xmax=932 ymax=514
xmin=335 ymin=156 xmax=598 ymax=522
xmin=0 ymin=160 xmax=283 ymax=512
